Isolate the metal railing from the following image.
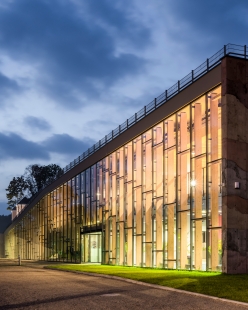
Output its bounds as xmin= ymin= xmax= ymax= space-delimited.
xmin=63 ymin=43 xmax=247 ymax=173
xmin=10 ymin=43 xmax=248 ymax=222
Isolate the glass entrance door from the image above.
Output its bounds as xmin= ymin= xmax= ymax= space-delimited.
xmin=81 ymin=232 xmax=102 ymax=263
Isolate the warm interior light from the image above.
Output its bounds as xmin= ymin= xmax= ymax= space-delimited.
xmin=191 ymin=180 xmax=196 ymax=187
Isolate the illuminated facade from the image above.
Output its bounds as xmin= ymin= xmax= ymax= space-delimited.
xmin=4 ymin=44 xmax=248 ymax=274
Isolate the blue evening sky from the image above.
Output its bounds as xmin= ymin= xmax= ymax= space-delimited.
xmin=0 ymin=0 xmax=247 ymax=214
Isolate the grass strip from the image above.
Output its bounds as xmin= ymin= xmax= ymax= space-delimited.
xmin=46 ymin=264 xmax=248 ymax=303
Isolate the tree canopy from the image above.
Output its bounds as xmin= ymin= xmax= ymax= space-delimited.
xmin=6 ymin=164 xmax=63 ymax=210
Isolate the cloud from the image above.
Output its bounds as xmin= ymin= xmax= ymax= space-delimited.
xmin=0 ymin=71 xmax=21 ymax=103
xmin=24 ymin=116 xmax=51 ymax=131
xmin=165 ymin=0 xmax=248 ymax=52
xmin=0 ymin=132 xmax=50 ymax=160
xmin=0 ymin=130 xmax=94 ymax=162
xmin=0 ymin=0 xmax=151 ymax=108
xmin=84 ymin=0 xmax=150 ymax=49
xmin=42 ymin=133 xmax=94 ymax=156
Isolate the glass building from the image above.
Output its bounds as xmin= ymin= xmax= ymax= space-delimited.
xmin=4 ymin=44 xmax=248 ymax=274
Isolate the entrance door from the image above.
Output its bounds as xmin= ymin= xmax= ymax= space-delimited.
xmin=81 ymin=232 xmax=102 ymax=263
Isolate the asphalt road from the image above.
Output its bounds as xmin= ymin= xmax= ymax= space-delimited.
xmin=0 ymin=263 xmax=248 ymax=310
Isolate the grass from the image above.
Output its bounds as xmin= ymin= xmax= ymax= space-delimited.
xmin=45 ymin=264 xmax=248 ymax=303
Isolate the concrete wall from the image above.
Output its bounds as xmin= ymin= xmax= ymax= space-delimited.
xmin=222 ymin=56 xmax=248 ymax=273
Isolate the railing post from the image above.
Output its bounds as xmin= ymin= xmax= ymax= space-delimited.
xmin=207 ymin=58 xmax=209 ymax=71
xmin=135 ymin=113 xmax=137 ymax=122
xmin=165 ymin=90 xmax=167 ymax=101
xmin=99 ymin=139 xmax=101 ymax=147
xmin=224 ymin=44 xmax=226 ymax=56
xmin=245 ymin=45 xmax=247 ymax=59
xmin=105 ymin=135 xmax=107 ymax=143
xmin=191 ymin=70 xmax=194 ymax=82
xmin=154 ymin=98 xmax=157 ymax=108
xmin=119 ymin=125 xmax=121 ymax=134
xmin=112 ymin=130 xmax=113 ymax=139
xmin=178 ymin=80 xmax=180 ymax=92
xmin=144 ymin=106 xmax=146 ymax=116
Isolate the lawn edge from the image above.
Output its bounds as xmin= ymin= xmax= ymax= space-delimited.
xmin=44 ymin=266 xmax=248 ymax=308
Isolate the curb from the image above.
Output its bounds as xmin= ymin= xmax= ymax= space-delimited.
xmin=44 ymin=266 xmax=248 ymax=308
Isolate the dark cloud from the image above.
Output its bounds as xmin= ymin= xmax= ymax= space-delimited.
xmin=0 ymin=71 xmax=21 ymax=102
xmin=24 ymin=116 xmax=51 ymax=131
xmin=85 ymin=1 xmax=150 ymax=48
xmin=42 ymin=133 xmax=94 ymax=156
xmin=166 ymin=0 xmax=248 ymax=53
xmin=0 ymin=131 xmax=94 ymax=161
xmin=0 ymin=132 xmax=50 ymax=160
xmin=0 ymin=0 xmax=150 ymax=107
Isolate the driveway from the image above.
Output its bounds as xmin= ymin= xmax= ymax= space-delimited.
xmin=0 ymin=263 xmax=247 ymax=310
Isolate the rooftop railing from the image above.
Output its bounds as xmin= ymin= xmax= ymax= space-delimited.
xmin=63 ymin=43 xmax=247 ymax=173
xmin=10 ymin=43 xmax=248 ymax=222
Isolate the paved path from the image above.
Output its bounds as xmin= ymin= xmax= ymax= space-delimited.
xmin=0 ymin=263 xmax=248 ymax=310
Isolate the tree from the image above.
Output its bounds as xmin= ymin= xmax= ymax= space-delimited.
xmin=6 ymin=164 xmax=63 ymax=210
xmin=24 ymin=164 xmax=63 ymax=195
xmin=6 ymin=176 xmax=28 ymax=210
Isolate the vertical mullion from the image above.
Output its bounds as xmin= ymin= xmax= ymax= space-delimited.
xmin=66 ymin=183 xmax=69 ymax=262
xmin=206 ymin=93 xmax=210 ymax=271
xmin=152 ymin=128 xmax=154 ymax=267
xmin=132 ymin=140 xmax=134 ymax=266
xmin=62 ymin=186 xmax=64 ymax=262
xmin=163 ymin=121 xmax=166 ymax=268
xmin=190 ymin=102 xmax=193 ymax=270
xmin=141 ymin=135 xmax=144 ymax=268
xmin=176 ymin=113 xmax=179 ymax=269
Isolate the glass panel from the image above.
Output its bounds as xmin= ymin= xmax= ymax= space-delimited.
xmin=192 ymin=219 xmax=207 ymax=271
xmin=81 ymin=233 xmax=102 ymax=263
xmin=208 ymin=228 xmax=222 ymax=271
xmin=5 ymin=85 xmax=222 ymax=272
xmin=165 ymin=204 xmax=176 ymax=269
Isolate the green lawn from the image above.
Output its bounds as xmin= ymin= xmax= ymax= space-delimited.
xmin=45 ymin=264 xmax=248 ymax=303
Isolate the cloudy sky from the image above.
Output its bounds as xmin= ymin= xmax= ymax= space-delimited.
xmin=0 ymin=0 xmax=248 ymax=215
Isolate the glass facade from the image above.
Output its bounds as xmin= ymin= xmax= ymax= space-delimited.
xmin=5 ymin=85 xmax=222 ymax=271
